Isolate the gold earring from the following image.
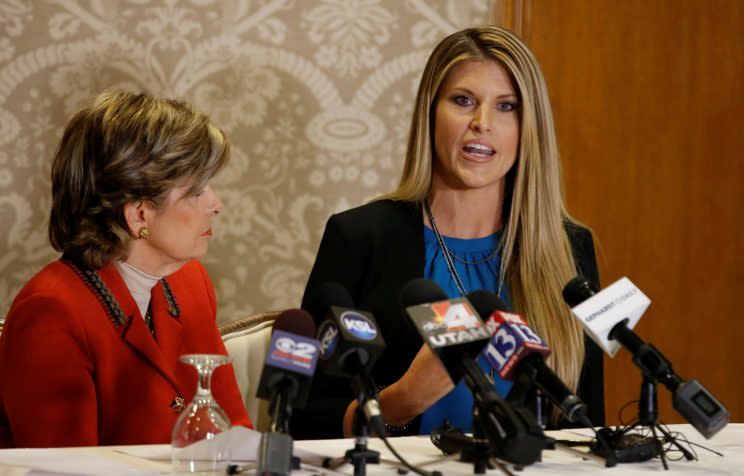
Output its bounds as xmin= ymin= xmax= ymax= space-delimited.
xmin=138 ymin=226 xmax=150 ymax=240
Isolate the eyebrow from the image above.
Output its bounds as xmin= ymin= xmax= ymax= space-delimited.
xmin=449 ymin=87 xmax=517 ymax=99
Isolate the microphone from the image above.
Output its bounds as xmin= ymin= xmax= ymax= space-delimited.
xmin=563 ymin=277 xmax=730 ymax=439
xmin=303 ymin=281 xmax=355 ymax=325
xmin=308 ymin=282 xmax=387 ymax=436
xmin=467 ymin=290 xmax=590 ymax=425
xmin=311 ymin=282 xmax=385 ymax=379
xmin=563 ymin=277 xmax=651 ymax=357
xmin=256 ymin=308 xmax=320 ymax=428
xmin=401 ymin=278 xmax=546 ymax=466
xmin=255 ymin=308 xmax=320 ymax=476
xmin=400 ymin=279 xmax=490 ymax=382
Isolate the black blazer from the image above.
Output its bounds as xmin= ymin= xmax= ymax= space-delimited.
xmin=291 ymin=200 xmax=604 ymax=439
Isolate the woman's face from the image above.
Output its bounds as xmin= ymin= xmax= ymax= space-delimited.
xmin=139 ymin=183 xmax=223 ymax=272
xmin=432 ymin=59 xmax=520 ymax=193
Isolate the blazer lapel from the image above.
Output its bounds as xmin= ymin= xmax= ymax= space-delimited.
xmin=150 ymin=281 xmax=183 ymax=372
xmin=98 ymin=265 xmax=184 ymax=395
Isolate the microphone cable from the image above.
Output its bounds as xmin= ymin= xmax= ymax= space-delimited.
xmin=378 ymin=434 xmax=443 ymax=476
xmin=576 ymin=413 xmax=618 ymax=467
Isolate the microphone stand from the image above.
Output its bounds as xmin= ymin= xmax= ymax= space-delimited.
xmin=429 ymin=401 xmax=543 ymax=476
xmin=506 ymin=372 xmax=545 ymax=428
xmin=322 ymin=375 xmax=380 ymax=476
xmin=459 ymin=405 xmax=498 ymax=474
xmin=618 ymin=377 xmax=696 ymax=470
xmin=257 ymin=381 xmax=300 ymax=476
xmin=461 ymin=359 xmax=547 ymax=471
xmin=270 ymin=380 xmax=293 ymax=434
xmin=507 ymin=371 xmax=617 ymax=467
xmin=607 ymin=323 xmax=696 ymax=468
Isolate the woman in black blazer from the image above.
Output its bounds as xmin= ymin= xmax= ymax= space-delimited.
xmin=292 ymin=26 xmax=604 ymax=439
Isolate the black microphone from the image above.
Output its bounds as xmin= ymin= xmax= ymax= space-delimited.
xmin=467 ymin=290 xmax=590 ymax=426
xmin=255 ymin=308 xmax=320 ymax=475
xmin=304 ymin=281 xmax=355 ymax=325
xmin=308 ymin=282 xmax=387 ymax=436
xmin=256 ymin=309 xmax=320 ymax=476
xmin=400 ymin=278 xmax=547 ymax=466
xmin=256 ymin=308 xmax=320 ymax=428
xmin=400 ymin=278 xmax=489 ymax=382
xmin=309 ymin=282 xmax=385 ymax=379
xmin=563 ymin=277 xmax=729 ymax=439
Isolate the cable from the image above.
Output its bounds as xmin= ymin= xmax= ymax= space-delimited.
xmin=576 ymin=414 xmax=618 ymax=467
xmin=379 ymin=435 xmax=443 ymax=476
xmin=617 ymin=398 xmax=639 ymax=429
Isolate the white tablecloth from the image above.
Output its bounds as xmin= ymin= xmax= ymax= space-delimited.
xmin=0 ymin=424 xmax=741 ymax=475
xmin=295 ymin=424 xmax=744 ymax=475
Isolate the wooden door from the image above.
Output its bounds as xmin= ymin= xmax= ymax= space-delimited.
xmin=495 ymin=0 xmax=744 ymax=425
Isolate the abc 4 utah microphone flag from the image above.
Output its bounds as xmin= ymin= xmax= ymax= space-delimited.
xmin=406 ymin=297 xmax=490 ymax=381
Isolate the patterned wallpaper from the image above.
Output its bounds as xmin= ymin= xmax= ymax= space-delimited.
xmin=0 ymin=0 xmax=491 ymax=323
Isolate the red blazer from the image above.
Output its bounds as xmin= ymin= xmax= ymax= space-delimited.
xmin=0 ymin=259 xmax=252 ymax=448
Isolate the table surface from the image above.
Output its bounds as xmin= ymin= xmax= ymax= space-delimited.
xmin=0 ymin=424 xmax=740 ymax=475
xmin=295 ymin=424 xmax=743 ymax=476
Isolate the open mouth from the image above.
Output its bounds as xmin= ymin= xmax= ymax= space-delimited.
xmin=462 ymin=143 xmax=495 ymax=159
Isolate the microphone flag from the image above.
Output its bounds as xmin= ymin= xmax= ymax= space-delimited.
xmin=481 ymin=311 xmax=551 ymax=380
xmin=569 ymin=277 xmax=650 ymax=356
xmin=405 ymin=296 xmax=489 ymax=382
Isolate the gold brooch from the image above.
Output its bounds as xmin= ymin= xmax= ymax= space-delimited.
xmin=171 ymin=396 xmax=185 ymax=413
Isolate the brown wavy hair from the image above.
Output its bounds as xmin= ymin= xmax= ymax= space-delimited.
xmin=49 ymin=89 xmax=230 ymax=269
xmin=378 ymin=26 xmax=587 ymax=406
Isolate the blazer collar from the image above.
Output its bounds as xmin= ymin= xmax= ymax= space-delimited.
xmin=98 ymin=264 xmax=184 ymax=395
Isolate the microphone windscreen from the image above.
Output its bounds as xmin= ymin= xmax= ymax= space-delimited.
xmin=400 ymin=278 xmax=448 ymax=307
xmin=466 ymin=290 xmax=509 ymax=319
xmin=305 ymin=281 xmax=355 ymax=319
xmin=273 ymin=308 xmax=316 ymax=338
xmin=562 ymin=276 xmax=597 ymax=307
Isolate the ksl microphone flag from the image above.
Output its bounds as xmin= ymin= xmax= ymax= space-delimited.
xmin=316 ymin=306 xmax=385 ymax=378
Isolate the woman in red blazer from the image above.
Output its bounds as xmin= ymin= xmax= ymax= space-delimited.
xmin=0 ymin=90 xmax=252 ymax=447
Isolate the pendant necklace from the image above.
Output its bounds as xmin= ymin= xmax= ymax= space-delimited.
xmin=424 ymin=200 xmax=504 ymax=384
xmin=423 ymin=199 xmax=504 ymax=298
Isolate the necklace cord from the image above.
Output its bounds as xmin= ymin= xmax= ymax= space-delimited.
xmin=423 ymin=199 xmax=504 ymax=386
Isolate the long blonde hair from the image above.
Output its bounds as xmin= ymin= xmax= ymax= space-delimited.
xmin=379 ymin=27 xmax=586 ymax=399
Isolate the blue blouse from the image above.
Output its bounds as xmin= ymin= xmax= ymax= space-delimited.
xmin=419 ymin=225 xmax=513 ymax=434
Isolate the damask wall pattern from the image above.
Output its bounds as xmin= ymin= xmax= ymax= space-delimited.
xmin=0 ymin=0 xmax=491 ymax=323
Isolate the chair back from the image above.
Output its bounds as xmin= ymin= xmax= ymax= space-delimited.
xmin=220 ymin=311 xmax=280 ymax=432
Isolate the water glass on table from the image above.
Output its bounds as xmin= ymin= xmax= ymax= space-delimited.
xmin=171 ymin=354 xmax=232 ymax=474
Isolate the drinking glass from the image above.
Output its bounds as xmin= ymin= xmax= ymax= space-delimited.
xmin=171 ymin=354 xmax=232 ymax=474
